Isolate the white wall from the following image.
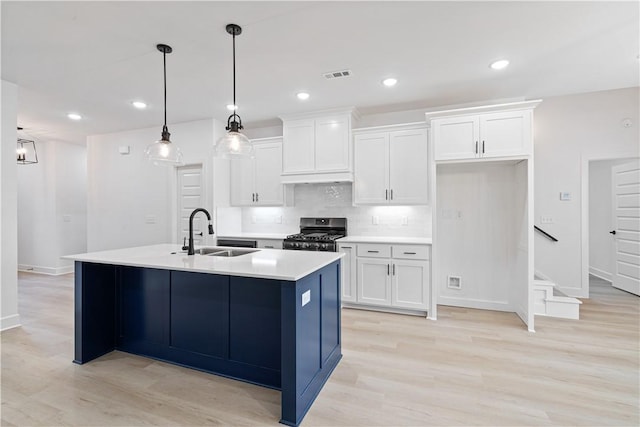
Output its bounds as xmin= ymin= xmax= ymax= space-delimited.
xmin=436 ymin=162 xmax=522 ymax=312
xmin=1 ymin=80 xmax=20 ymax=330
xmin=87 ymin=118 xmax=226 ymax=252
xmin=534 ymin=87 xmax=639 ymax=297
xmin=17 ymin=140 xmax=87 ymax=274
xmin=588 ymin=158 xmax=632 ymax=281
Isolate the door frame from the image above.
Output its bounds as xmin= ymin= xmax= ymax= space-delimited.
xmin=580 ymin=151 xmax=638 ymax=298
xmin=172 ymin=163 xmax=206 ymax=245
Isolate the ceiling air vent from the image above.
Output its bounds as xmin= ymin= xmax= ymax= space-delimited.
xmin=323 ymin=69 xmax=352 ymax=80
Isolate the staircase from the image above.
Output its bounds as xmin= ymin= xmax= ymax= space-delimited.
xmin=533 ymin=279 xmax=582 ymax=319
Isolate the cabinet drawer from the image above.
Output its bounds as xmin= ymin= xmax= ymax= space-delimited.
xmin=357 ymin=244 xmax=391 ymax=258
xmin=392 ymin=245 xmax=430 ymax=260
xmin=257 ymin=239 xmax=283 ymax=249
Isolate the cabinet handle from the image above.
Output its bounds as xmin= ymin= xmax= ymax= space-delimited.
xmin=393 ymin=264 xmax=396 ymax=275
xmin=403 ymin=252 xmax=417 ymax=255
xmin=367 ymin=250 xmax=379 ymax=253
xmin=264 ymin=245 xmax=274 ymax=248
xmin=341 ymin=246 xmax=353 ymax=249
xmin=475 ymin=141 xmax=478 ymax=154
xmin=387 ymin=264 xmax=390 ymax=275
xmin=252 ymin=193 xmax=255 ymax=202
xmin=390 ymin=189 xmax=393 ymax=200
xmin=482 ymin=140 xmax=485 ymax=154
xmin=385 ymin=189 xmax=388 ymax=200
xmin=255 ymin=193 xmax=259 ymax=202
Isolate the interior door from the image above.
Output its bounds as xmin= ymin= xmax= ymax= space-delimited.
xmin=611 ymin=160 xmax=640 ymax=296
xmin=177 ymin=165 xmax=204 ymax=246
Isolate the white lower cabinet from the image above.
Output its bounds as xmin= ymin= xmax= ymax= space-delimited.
xmin=357 ymin=258 xmax=392 ymax=306
xmin=337 ymin=244 xmax=356 ymax=302
xmin=339 ymin=241 xmax=430 ymax=313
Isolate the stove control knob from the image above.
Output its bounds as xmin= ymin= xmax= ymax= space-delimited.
xmin=302 ymin=242 xmax=310 ymax=249
xmin=320 ymin=243 xmax=328 ymax=250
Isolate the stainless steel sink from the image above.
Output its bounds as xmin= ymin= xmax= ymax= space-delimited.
xmin=197 ymin=247 xmax=259 ymax=257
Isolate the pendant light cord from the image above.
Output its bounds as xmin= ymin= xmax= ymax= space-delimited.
xmin=163 ymin=49 xmax=167 ymax=129
xmin=232 ymin=31 xmax=237 ymax=119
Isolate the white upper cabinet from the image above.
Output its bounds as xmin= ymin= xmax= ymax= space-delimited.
xmin=281 ymin=119 xmax=314 ymax=174
xmin=280 ymin=108 xmax=357 ymax=184
xmin=230 ymin=138 xmax=284 ymax=206
xmin=428 ymin=100 xmax=540 ymax=162
xmin=354 ymin=125 xmax=428 ymax=205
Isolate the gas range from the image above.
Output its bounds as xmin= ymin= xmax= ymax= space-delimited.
xmin=283 ymin=218 xmax=346 ymax=252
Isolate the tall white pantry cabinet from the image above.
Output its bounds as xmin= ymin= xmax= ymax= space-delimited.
xmin=427 ymin=100 xmax=541 ymax=332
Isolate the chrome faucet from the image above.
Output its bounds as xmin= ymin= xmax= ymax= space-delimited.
xmin=188 ymin=208 xmax=214 ymax=255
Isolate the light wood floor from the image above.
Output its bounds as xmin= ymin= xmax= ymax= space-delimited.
xmin=2 ymin=273 xmax=638 ymax=426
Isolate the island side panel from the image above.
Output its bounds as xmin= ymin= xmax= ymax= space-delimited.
xmin=280 ymin=260 xmax=342 ymax=427
xmin=74 ymin=261 xmax=117 ymax=364
xmin=116 ymin=266 xmax=170 ymax=358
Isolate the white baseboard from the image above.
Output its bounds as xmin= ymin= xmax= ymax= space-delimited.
xmin=18 ymin=264 xmax=74 ymax=276
xmin=437 ymin=296 xmax=512 ymax=312
xmin=589 ymin=266 xmax=612 ymax=283
xmin=1 ymin=314 xmax=21 ymax=331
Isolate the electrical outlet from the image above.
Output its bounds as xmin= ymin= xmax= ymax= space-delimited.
xmin=275 ymin=216 xmax=282 ymax=224
xmin=401 ymin=216 xmax=408 ymax=226
xmin=301 ymin=290 xmax=311 ymax=307
xmin=372 ymin=216 xmax=379 ymax=225
xmin=559 ymin=192 xmax=572 ymax=201
xmin=62 ymin=214 xmax=72 ymax=223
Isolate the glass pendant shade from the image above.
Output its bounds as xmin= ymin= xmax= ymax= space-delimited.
xmin=144 ymin=135 xmax=184 ymax=166
xmin=215 ymin=130 xmax=253 ymax=159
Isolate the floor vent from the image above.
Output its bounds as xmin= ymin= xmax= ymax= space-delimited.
xmin=323 ymin=69 xmax=352 ymax=80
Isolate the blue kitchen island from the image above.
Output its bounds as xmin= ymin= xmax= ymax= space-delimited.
xmin=66 ymin=244 xmax=343 ymax=426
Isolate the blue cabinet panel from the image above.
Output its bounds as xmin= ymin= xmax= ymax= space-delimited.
xmin=170 ymin=271 xmax=229 ymax=359
xmin=117 ymin=266 xmax=169 ymax=355
xmin=74 ymin=262 xmax=116 ymax=364
xmin=229 ymin=276 xmax=281 ymax=370
xmin=320 ymin=263 xmax=340 ymax=365
xmin=295 ymin=274 xmax=321 ymax=392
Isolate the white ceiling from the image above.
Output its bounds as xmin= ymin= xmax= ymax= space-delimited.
xmin=2 ymin=1 xmax=638 ymax=144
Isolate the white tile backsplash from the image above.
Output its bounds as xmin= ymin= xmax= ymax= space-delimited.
xmin=228 ymin=183 xmax=431 ymax=237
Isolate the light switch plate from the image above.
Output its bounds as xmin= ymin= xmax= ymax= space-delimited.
xmin=540 ymin=215 xmax=553 ymax=224
xmin=560 ymin=192 xmax=572 ymax=201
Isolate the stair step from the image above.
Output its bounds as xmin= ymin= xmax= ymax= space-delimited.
xmin=534 ymin=279 xmax=581 ymax=319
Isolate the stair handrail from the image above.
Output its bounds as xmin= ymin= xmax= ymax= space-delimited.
xmin=534 ymin=225 xmax=558 ymax=242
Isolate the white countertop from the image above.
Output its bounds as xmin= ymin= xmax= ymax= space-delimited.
xmin=337 ymin=236 xmax=432 ymax=245
xmin=217 ymin=232 xmax=293 ymax=240
xmin=64 ymin=244 xmax=343 ymax=281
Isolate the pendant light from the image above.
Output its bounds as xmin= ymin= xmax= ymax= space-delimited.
xmin=144 ymin=44 xmax=184 ymax=166
xmin=16 ymin=127 xmax=38 ymax=165
xmin=214 ymin=24 xmax=254 ymax=158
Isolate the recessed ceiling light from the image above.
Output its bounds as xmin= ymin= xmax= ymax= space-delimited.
xmin=132 ymin=101 xmax=147 ymax=109
xmin=382 ymin=78 xmax=397 ymax=87
xmin=490 ymin=59 xmax=510 ymax=70
xmin=296 ymin=92 xmax=310 ymax=100
xmin=226 ymin=104 xmax=238 ymax=111
xmin=67 ymin=113 xmax=82 ymax=120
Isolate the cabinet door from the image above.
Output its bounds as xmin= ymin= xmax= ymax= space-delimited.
xmin=254 ymin=142 xmax=283 ymax=206
xmin=282 ymin=119 xmax=315 ymax=174
xmin=354 ymin=133 xmax=389 ymax=205
xmin=230 ymin=156 xmax=255 ymax=206
xmin=315 ymin=115 xmax=350 ymax=172
xmin=433 ymin=116 xmax=479 ymax=161
xmin=338 ymin=244 xmax=356 ymax=303
xmin=389 ymin=129 xmax=429 ymax=204
xmin=392 ymin=260 xmax=429 ymax=310
xmin=357 ymin=258 xmax=391 ymax=306
xmin=480 ymin=110 xmax=531 ymax=158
